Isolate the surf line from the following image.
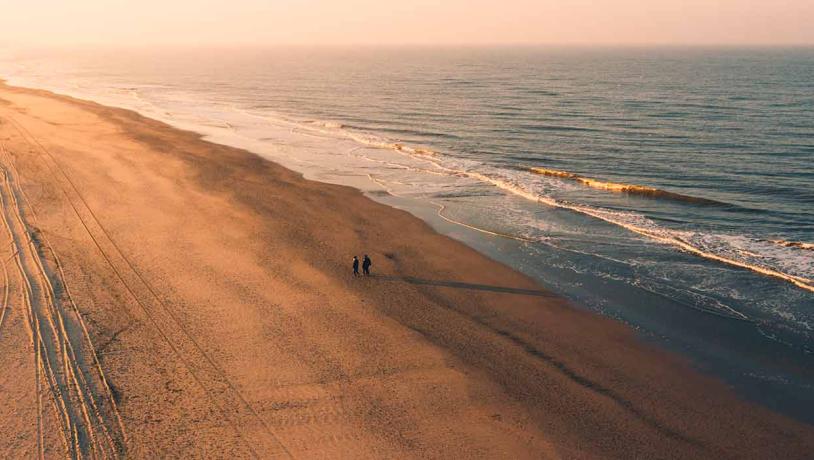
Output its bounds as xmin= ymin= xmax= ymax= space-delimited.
xmin=480 ymin=171 xmax=814 ymax=293
xmin=241 ymin=108 xmax=811 ymax=293
xmin=386 ymin=153 xmax=814 ymax=294
xmin=529 ymin=167 xmax=725 ymax=206
xmin=365 ymin=173 xmax=537 ymax=244
xmin=770 ymin=239 xmax=814 ymax=252
xmin=348 ymin=138 xmax=812 ymax=293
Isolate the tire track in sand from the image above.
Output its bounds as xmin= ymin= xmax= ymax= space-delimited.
xmin=1 ymin=161 xmax=71 ymax=458
xmin=0 ymin=207 xmax=10 ymax=334
xmin=0 ymin=153 xmax=125 ymax=457
xmin=0 ymin=149 xmax=43 ymax=457
xmin=2 ymin=115 xmax=292 ymax=459
xmin=2 ymin=141 xmax=128 ymax=458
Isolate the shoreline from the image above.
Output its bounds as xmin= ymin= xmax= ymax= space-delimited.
xmin=2 ymin=71 xmax=811 ymax=298
xmin=0 ymin=81 xmax=812 ymax=457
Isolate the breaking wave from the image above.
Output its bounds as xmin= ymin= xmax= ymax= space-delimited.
xmin=277 ymin=119 xmax=813 ymax=293
xmin=771 ymin=240 xmax=814 ymax=252
xmin=5 ymin=67 xmax=810 ymax=296
xmin=459 ymin=169 xmax=814 ymax=293
xmin=529 ymin=167 xmax=726 ymax=205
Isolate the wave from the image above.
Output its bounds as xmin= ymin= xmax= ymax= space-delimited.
xmin=374 ymin=178 xmax=539 ymax=244
xmin=236 ymin=114 xmax=813 ymax=293
xmin=529 ymin=167 xmax=726 ymax=205
xmin=306 ymin=120 xmax=344 ymax=129
xmin=239 ymin=109 xmax=445 ymax=159
xmin=465 ymin=171 xmax=814 ymax=294
xmin=7 ymin=72 xmax=809 ymax=296
xmin=771 ymin=240 xmax=814 ymax=252
xmin=302 ymin=124 xmax=814 ymax=292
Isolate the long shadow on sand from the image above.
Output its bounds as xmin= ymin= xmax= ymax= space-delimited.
xmin=374 ymin=275 xmax=555 ymax=297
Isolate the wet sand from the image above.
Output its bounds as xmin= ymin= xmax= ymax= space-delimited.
xmin=0 ymin=81 xmax=812 ymax=458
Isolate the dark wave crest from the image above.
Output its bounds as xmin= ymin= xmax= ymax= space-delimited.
xmin=530 ymin=167 xmax=727 ymax=206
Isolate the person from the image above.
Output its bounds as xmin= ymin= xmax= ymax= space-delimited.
xmin=362 ymin=255 xmax=372 ymax=276
xmin=352 ymin=256 xmax=360 ymax=276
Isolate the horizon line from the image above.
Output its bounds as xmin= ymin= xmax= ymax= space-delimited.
xmin=3 ymin=42 xmax=814 ymax=49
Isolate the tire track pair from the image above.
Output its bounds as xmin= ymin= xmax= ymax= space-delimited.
xmin=0 ymin=209 xmax=10 ymax=334
xmin=3 ymin=140 xmax=129 ymax=457
xmin=2 ymin=115 xmax=291 ymax=458
xmin=1 ymin=159 xmax=69 ymax=457
xmin=0 ymin=154 xmax=125 ymax=458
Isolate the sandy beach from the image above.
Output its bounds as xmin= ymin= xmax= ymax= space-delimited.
xmin=0 ymin=81 xmax=812 ymax=458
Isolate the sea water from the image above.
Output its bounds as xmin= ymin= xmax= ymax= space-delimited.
xmin=1 ymin=46 xmax=812 ymax=421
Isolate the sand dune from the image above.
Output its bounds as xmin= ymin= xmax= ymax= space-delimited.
xmin=0 ymin=82 xmax=812 ymax=458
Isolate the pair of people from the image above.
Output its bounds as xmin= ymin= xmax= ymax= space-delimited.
xmin=352 ymin=255 xmax=372 ymax=276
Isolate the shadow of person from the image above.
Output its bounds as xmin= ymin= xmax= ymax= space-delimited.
xmin=374 ymin=275 xmax=554 ymax=298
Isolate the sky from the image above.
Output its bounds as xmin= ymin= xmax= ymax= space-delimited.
xmin=1 ymin=0 xmax=813 ymax=47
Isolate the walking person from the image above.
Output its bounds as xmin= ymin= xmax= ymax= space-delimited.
xmin=352 ymin=256 xmax=360 ymax=276
xmin=362 ymin=254 xmax=372 ymax=276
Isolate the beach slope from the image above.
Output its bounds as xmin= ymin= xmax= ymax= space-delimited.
xmin=0 ymin=82 xmax=812 ymax=458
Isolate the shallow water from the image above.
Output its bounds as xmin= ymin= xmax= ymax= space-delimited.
xmin=2 ymin=46 xmax=813 ymax=422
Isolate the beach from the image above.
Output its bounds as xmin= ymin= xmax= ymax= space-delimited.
xmin=0 ymin=81 xmax=812 ymax=458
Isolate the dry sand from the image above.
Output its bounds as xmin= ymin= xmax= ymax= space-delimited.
xmin=0 ymin=81 xmax=812 ymax=458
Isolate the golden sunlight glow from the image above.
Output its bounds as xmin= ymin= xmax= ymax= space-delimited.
xmin=0 ymin=0 xmax=812 ymax=46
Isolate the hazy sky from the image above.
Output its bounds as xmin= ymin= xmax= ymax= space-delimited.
xmin=1 ymin=0 xmax=813 ymax=46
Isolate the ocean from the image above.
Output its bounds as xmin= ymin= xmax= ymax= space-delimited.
xmin=1 ymin=46 xmax=812 ymax=421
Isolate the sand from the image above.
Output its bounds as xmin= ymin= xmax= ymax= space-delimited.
xmin=0 ymin=81 xmax=812 ymax=459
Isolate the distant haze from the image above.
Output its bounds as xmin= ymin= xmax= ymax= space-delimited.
xmin=1 ymin=0 xmax=813 ymax=46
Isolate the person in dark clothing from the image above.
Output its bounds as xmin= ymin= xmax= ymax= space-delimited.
xmin=352 ymin=256 xmax=360 ymax=276
xmin=362 ymin=255 xmax=372 ymax=276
